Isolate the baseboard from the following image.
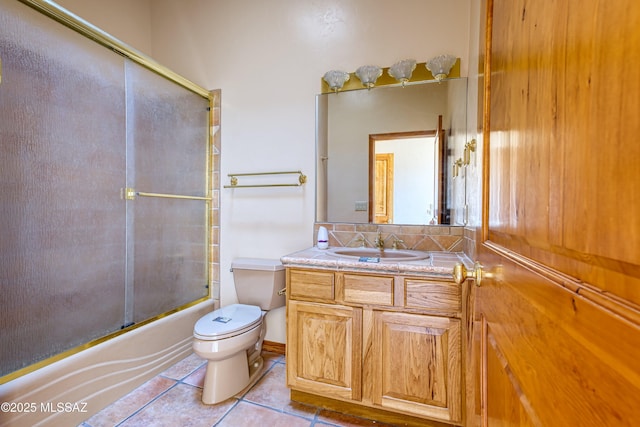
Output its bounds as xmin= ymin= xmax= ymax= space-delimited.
xmin=262 ymin=340 xmax=286 ymax=355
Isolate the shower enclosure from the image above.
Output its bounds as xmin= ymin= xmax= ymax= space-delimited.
xmin=0 ymin=0 xmax=213 ymax=381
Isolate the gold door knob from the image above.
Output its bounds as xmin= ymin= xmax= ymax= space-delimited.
xmin=452 ymin=262 xmax=485 ymax=286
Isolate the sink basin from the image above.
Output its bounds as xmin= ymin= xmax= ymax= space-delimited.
xmin=327 ymin=247 xmax=429 ymax=262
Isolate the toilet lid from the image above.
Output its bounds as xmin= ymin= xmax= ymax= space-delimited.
xmin=194 ymin=304 xmax=262 ymax=340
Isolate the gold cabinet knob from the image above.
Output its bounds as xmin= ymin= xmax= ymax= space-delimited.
xmin=452 ymin=262 xmax=485 ymax=286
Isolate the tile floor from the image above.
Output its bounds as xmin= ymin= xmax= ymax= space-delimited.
xmin=78 ymin=352 xmax=401 ymax=427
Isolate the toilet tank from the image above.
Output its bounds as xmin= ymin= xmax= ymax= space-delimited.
xmin=231 ymin=258 xmax=285 ymax=310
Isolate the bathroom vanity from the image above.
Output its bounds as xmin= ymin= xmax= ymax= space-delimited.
xmin=281 ymin=247 xmax=472 ymax=427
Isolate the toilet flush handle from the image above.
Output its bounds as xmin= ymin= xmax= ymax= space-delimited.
xmin=277 ymin=287 xmax=287 ymax=296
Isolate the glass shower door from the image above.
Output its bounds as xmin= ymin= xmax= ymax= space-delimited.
xmin=124 ymin=60 xmax=210 ymax=325
xmin=0 ymin=0 xmax=127 ymax=376
xmin=0 ymin=0 xmax=211 ymax=380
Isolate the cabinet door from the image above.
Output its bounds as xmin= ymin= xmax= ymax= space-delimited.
xmin=369 ymin=311 xmax=461 ymax=423
xmin=287 ymin=300 xmax=362 ymax=401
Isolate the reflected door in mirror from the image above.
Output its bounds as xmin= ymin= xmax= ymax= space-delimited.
xmin=374 ymin=153 xmax=394 ymax=223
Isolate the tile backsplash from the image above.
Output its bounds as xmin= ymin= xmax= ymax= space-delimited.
xmin=314 ymin=223 xmax=464 ymax=252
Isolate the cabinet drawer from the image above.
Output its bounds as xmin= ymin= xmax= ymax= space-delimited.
xmin=289 ymin=269 xmax=335 ymax=302
xmin=405 ymin=279 xmax=460 ymax=315
xmin=342 ymin=274 xmax=393 ymax=306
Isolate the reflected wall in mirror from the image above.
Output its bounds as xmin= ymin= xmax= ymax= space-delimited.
xmin=316 ymin=78 xmax=467 ymax=225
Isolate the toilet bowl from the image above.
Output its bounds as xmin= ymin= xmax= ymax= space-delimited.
xmin=192 ymin=258 xmax=285 ymax=404
xmin=193 ymin=304 xmax=265 ymax=404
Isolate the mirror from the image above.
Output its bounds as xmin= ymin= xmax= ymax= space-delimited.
xmin=316 ymin=78 xmax=467 ymax=225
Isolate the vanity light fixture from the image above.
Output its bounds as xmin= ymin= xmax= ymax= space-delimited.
xmin=323 ymin=70 xmax=350 ymax=93
xmin=426 ymin=54 xmax=457 ymax=82
xmin=388 ymin=59 xmax=417 ymax=87
xmin=355 ymin=65 xmax=383 ymax=89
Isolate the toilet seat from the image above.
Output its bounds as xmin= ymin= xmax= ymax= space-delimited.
xmin=194 ymin=303 xmax=262 ymax=341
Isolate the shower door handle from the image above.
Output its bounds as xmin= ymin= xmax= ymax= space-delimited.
xmin=122 ymin=187 xmax=211 ymax=201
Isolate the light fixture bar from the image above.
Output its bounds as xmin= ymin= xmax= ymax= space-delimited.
xmin=320 ymin=58 xmax=461 ymax=94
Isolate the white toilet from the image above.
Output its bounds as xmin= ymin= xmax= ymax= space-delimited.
xmin=192 ymin=258 xmax=285 ymax=404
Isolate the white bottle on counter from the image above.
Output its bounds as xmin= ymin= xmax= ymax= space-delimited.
xmin=317 ymin=226 xmax=329 ymax=249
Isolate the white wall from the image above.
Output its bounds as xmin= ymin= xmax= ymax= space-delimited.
xmin=54 ymin=0 xmax=471 ymax=343
xmin=55 ymin=0 xmax=153 ymax=55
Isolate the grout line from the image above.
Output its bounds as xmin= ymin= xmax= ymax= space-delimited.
xmin=212 ymin=355 xmax=287 ymax=426
xmin=229 ymin=398 xmax=318 ymax=423
xmin=228 ymin=356 xmax=320 ymax=425
xmin=211 ymin=397 xmax=242 ymax=426
xmin=114 ymin=379 xmax=182 ymax=426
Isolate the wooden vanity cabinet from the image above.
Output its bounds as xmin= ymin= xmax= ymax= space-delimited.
xmin=286 ymin=268 xmax=463 ymax=426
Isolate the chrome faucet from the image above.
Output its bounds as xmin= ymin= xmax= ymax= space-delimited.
xmin=374 ymin=231 xmax=384 ymax=251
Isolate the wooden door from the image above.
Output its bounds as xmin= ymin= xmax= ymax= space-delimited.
xmin=368 ymin=311 xmax=462 ymax=423
xmin=472 ymin=0 xmax=640 ymax=426
xmin=286 ymin=300 xmax=362 ymax=401
xmin=374 ymin=153 xmax=394 ymax=224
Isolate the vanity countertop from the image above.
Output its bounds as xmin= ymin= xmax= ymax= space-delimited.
xmin=281 ymin=246 xmax=472 ymax=279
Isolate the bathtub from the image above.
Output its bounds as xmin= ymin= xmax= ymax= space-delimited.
xmin=0 ymin=300 xmax=215 ymax=427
